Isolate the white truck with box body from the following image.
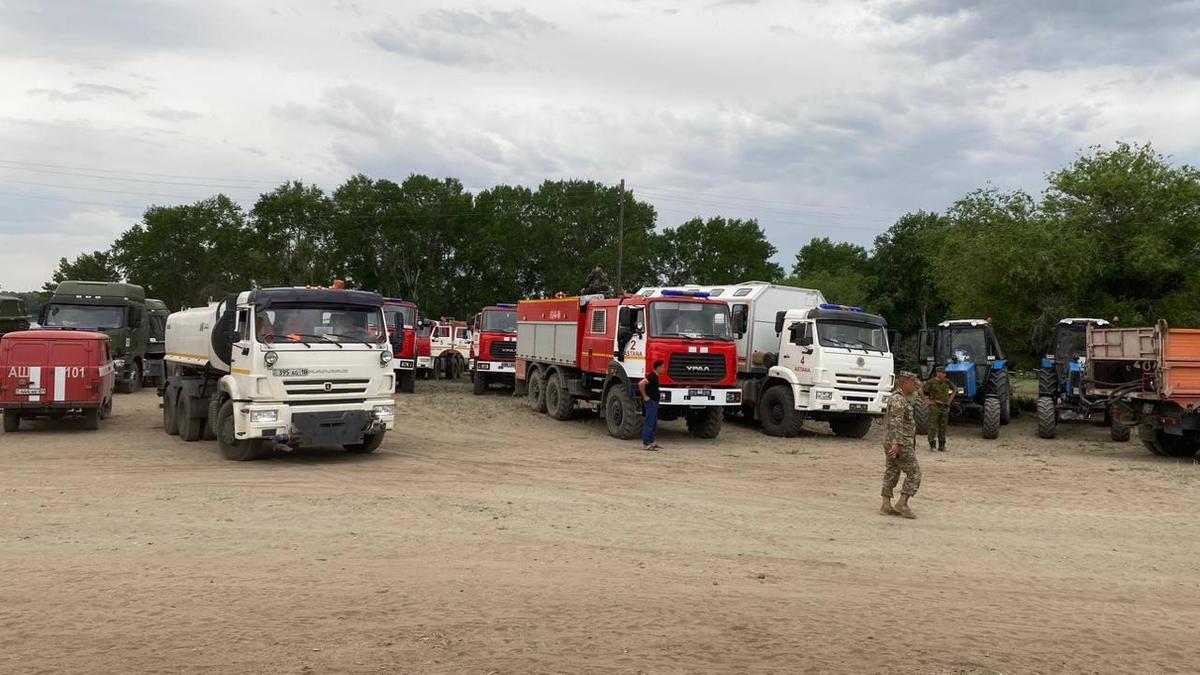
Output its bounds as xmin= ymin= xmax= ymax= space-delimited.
xmin=638 ymin=282 xmax=895 ymax=438
xmin=161 ymin=287 xmax=396 ymax=460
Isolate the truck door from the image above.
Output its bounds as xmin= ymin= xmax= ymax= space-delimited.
xmin=230 ymin=307 xmax=253 ymax=384
xmin=780 ymin=320 xmax=815 ymax=386
xmin=583 ymin=305 xmax=612 ymax=372
xmin=619 ymin=306 xmax=646 ymax=380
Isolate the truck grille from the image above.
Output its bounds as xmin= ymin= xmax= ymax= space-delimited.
xmin=489 ymin=340 xmax=516 ymax=360
xmin=835 ymin=372 xmax=882 ymax=391
xmin=284 ymin=378 xmax=370 ymax=396
xmin=948 ymin=371 xmax=969 ymax=392
xmin=668 ymin=354 xmax=726 ymax=384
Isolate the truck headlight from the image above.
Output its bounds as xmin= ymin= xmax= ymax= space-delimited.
xmin=380 ymin=350 xmax=393 ymax=367
xmin=477 ymin=361 xmax=490 ymax=370
xmin=726 ymin=391 xmax=741 ymax=403
xmin=816 ymin=391 xmax=833 ymax=401
xmin=264 ymin=350 xmax=278 ymax=367
xmin=373 ymin=404 xmax=394 ymax=418
xmin=250 ymin=410 xmax=278 ymax=423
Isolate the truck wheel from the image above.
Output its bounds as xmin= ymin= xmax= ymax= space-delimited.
xmin=100 ymin=396 xmax=112 ymax=420
xmin=830 ymin=414 xmax=873 ymax=439
xmin=216 ymin=400 xmax=262 ymax=461
xmin=346 ymin=430 xmax=385 ymax=454
xmin=1150 ymin=431 xmax=1198 ymax=458
xmin=3 ymin=411 xmax=19 ymax=432
xmin=118 ymin=363 xmax=143 ymax=394
xmin=686 ymin=407 xmax=723 ymax=439
xmin=913 ymin=398 xmax=929 ymax=435
xmin=82 ymin=407 xmax=101 ymax=431
xmin=203 ymin=397 xmax=219 ymax=441
xmin=604 ymin=386 xmax=642 ymax=440
xmin=472 ymin=370 xmax=487 ymax=395
xmin=982 ymin=396 xmax=1001 ymax=439
xmin=1036 ymin=397 xmax=1057 ymax=439
xmin=163 ymin=388 xmax=179 ymax=435
xmin=397 ymin=371 xmax=415 ymax=394
xmin=177 ymin=395 xmax=203 ymax=442
xmin=527 ymin=369 xmax=547 ymax=413
xmin=759 ymin=386 xmax=804 ymax=438
xmin=544 ymin=373 xmax=573 ymax=420
xmin=1110 ymin=416 xmax=1131 ymax=442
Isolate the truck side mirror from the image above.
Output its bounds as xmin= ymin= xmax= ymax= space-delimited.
xmin=774 ymin=311 xmax=786 ymax=335
xmin=635 ymin=321 xmax=644 ymax=336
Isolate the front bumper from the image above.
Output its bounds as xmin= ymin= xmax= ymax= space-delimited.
xmin=796 ymin=385 xmax=888 ymax=414
xmin=393 ymin=359 xmax=415 ymax=371
xmin=416 ymin=356 xmax=433 ymax=370
xmin=473 ymin=359 xmax=515 ymax=374
xmin=234 ymin=398 xmax=395 ymax=446
xmin=658 ymin=386 xmax=741 ymax=407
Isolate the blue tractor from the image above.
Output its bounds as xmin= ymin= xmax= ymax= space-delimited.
xmin=1035 ymin=317 xmax=1129 ymax=441
xmin=916 ymin=319 xmax=1010 ymax=439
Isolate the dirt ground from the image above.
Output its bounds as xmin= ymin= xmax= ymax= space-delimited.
xmin=2 ymin=381 xmax=1198 ymax=674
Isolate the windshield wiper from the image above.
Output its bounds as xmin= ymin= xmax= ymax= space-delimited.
xmin=284 ymin=333 xmax=342 ymax=348
xmin=845 ymin=338 xmax=880 ymax=353
xmin=326 ymin=332 xmax=376 ymax=348
xmin=658 ymin=331 xmax=697 ymax=341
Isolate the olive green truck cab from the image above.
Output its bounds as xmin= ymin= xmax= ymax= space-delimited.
xmin=0 ymin=295 xmax=31 ymax=335
xmin=40 ymin=280 xmax=149 ymax=393
xmin=143 ymin=299 xmax=169 ymax=387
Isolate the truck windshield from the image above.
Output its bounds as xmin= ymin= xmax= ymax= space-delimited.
xmin=257 ymin=304 xmax=385 ymax=344
xmin=385 ymin=306 xmax=416 ymax=329
xmin=650 ymin=301 xmax=732 ymax=340
xmin=817 ymin=320 xmax=888 ymax=352
xmin=482 ymin=310 xmax=517 ymax=333
xmin=943 ymin=327 xmax=988 ymax=363
xmin=149 ymin=313 xmax=167 ymax=340
xmin=43 ymin=304 xmax=124 ymax=329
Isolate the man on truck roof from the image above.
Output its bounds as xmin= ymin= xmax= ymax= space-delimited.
xmin=581 ymin=265 xmax=613 ymax=297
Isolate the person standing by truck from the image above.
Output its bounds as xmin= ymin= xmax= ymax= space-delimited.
xmin=881 ymin=371 xmax=921 ymax=519
xmin=921 ymin=366 xmax=955 ymax=451
xmin=639 ymin=360 xmax=664 ymax=451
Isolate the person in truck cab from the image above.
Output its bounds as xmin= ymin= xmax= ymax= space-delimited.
xmin=639 ymin=360 xmax=665 ymax=451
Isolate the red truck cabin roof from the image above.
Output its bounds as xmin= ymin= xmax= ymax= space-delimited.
xmin=1 ymin=330 xmax=115 ymax=407
xmin=4 ymin=329 xmax=112 ymax=345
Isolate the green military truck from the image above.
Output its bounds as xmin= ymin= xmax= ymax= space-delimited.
xmin=0 ymin=295 xmax=31 ymax=336
xmin=143 ymin=298 xmax=170 ymax=388
xmin=41 ymin=280 xmax=149 ymax=393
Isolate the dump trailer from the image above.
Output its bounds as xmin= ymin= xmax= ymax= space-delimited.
xmin=383 ymin=298 xmax=418 ymax=393
xmin=639 ymin=282 xmax=894 ymax=438
xmin=1036 ymin=318 xmax=1127 ymax=440
xmin=516 ymin=291 xmax=741 ymax=440
xmin=41 ymin=280 xmax=148 ymax=394
xmin=142 ymin=298 xmax=170 ymax=388
xmin=1089 ymin=321 xmax=1200 ymax=458
xmin=162 ymin=286 xmax=396 ymax=460
xmin=469 ymin=303 xmax=517 ymax=395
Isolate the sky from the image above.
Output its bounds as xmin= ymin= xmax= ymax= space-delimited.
xmin=2 ymin=0 xmax=1199 ymax=290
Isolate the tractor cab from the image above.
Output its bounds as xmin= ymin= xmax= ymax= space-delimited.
xmin=1043 ymin=318 xmax=1109 ymax=396
xmin=919 ymin=320 xmax=1004 ymax=396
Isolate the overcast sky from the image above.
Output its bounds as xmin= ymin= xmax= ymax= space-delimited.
xmin=2 ymin=0 xmax=1198 ymax=290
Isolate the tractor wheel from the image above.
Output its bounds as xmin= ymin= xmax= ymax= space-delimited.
xmin=995 ymin=371 xmax=1011 ymax=425
xmin=604 ymin=386 xmax=642 ymax=440
xmin=1037 ymin=368 xmax=1058 ymax=398
xmin=472 ymin=370 xmax=487 ymax=395
xmin=830 ymin=414 xmax=873 ymax=439
xmin=3 ymin=411 xmax=20 ymax=432
xmin=544 ymin=372 xmax=574 ymax=420
xmin=982 ymin=396 xmax=1001 ymax=439
xmin=216 ymin=400 xmax=263 ymax=461
xmin=177 ymin=394 xmax=203 ymax=442
xmin=686 ymin=407 xmax=723 ymax=439
xmin=345 ymin=431 xmax=386 ymax=454
xmin=759 ymin=386 xmax=804 ymax=438
xmin=527 ymin=369 xmax=547 ymax=413
xmin=163 ymin=388 xmax=179 ymax=435
xmin=1036 ymin=397 xmax=1057 ymax=439
xmin=1110 ymin=416 xmax=1131 ymax=442
xmin=913 ymin=398 xmax=929 ymax=436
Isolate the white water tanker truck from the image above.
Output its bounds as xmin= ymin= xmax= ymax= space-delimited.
xmin=161 ymin=287 xmax=396 ymax=460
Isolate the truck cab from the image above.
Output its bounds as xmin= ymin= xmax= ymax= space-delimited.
xmin=428 ymin=318 xmax=469 ymax=379
xmin=0 ymin=329 xmax=115 ymax=431
xmin=469 ymin=304 xmax=517 ymax=395
xmin=142 ymin=299 xmax=170 ymax=388
xmin=0 ymin=295 xmax=31 ymax=336
xmin=383 ymin=298 xmax=418 ymax=393
xmin=415 ymin=321 xmax=433 ymax=378
xmin=41 ymin=280 xmax=148 ymax=394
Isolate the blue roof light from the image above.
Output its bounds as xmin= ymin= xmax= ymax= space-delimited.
xmin=494 ymin=303 xmax=516 ymax=308
xmin=819 ymin=303 xmax=863 ymax=312
xmin=662 ymin=289 xmax=711 ymax=298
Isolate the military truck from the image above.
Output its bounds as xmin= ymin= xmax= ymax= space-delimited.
xmin=40 ymin=280 xmax=148 ymax=393
xmin=0 ymin=295 xmax=31 ymax=336
xmin=143 ymin=299 xmax=170 ymax=388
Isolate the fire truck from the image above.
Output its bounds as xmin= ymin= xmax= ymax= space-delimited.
xmin=383 ymin=298 xmax=418 ymax=393
xmin=415 ymin=321 xmax=434 ymax=379
xmin=469 ymin=304 xmax=517 ymax=394
xmin=429 ymin=318 xmax=469 ymax=379
xmin=515 ymin=291 xmax=741 ymax=439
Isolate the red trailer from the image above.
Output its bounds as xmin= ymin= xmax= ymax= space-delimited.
xmin=469 ymin=303 xmax=517 ymax=395
xmin=0 ymin=329 xmax=116 ymax=431
xmin=383 ymin=298 xmax=419 ymax=393
xmin=516 ymin=291 xmax=741 ymax=439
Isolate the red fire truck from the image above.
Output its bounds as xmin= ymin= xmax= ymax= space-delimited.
xmin=0 ymin=329 xmax=116 ymax=431
xmin=516 ymin=291 xmax=740 ymax=439
xmin=415 ymin=321 xmax=433 ymax=379
xmin=429 ymin=318 xmax=469 ymax=379
xmin=383 ymin=298 xmax=418 ymax=393
xmin=469 ymin=303 xmax=517 ymax=394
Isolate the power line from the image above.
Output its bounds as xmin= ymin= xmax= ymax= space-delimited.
xmin=0 ymin=158 xmax=286 ymax=185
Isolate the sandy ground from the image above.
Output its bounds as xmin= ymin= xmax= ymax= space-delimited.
xmin=1 ymin=381 xmax=1199 ymax=674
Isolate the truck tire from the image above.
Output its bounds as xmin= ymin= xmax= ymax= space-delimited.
xmin=686 ymin=407 xmax=723 ymax=439
xmin=545 ymin=372 xmax=573 ymax=420
xmin=759 ymin=386 xmax=804 ymax=438
xmin=604 ymin=386 xmax=642 ymax=440
xmin=1147 ymin=431 xmax=1198 ymax=458
xmin=1110 ymin=416 xmax=1131 ymax=442
xmin=177 ymin=395 xmax=203 ymax=442
xmin=913 ymin=398 xmax=929 ymax=435
xmin=982 ymin=396 xmax=1001 ymax=439
xmin=82 ymin=407 xmax=101 ymax=431
xmin=1036 ymin=397 xmax=1057 ymax=439
xmin=397 ymin=371 xmax=415 ymax=394
xmin=345 ymin=430 xmax=385 ymax=454
xmin=203 ymin=397 xmax=219 ymax=441
xmin=527 ymin=369 xmax=547 ymax=413
xmin=830 ymin=414 xmax=873 ymax=439
xmin=163 ymin=388 xmax=179 ymax=435
xmin=216 ymin=400 xmax=262 ymax=461
xmin=472 ymin=370 xmax=487 ymax=395
xmin=118 ymin=363 xmax=143 ymax=395
xmin=3 ymin=411 xmax=19 ymax=432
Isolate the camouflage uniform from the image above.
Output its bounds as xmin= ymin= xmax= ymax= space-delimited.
xmin=922 ymin=377 xmax=954 ymax=450
xmin=882 ymin=391 xmax=921 ymax=498
xmin=581 ymin=268 xmax=613 ymax=297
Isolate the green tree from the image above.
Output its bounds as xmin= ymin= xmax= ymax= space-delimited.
xmin=785 ymin=237 xmax=872 ymax=308
xmin=250 ymin=181 xmax=336 ymax=287
xmin=658 ymin=217 xmax=783 ymax=286
xmin=42 ymin=250 xmax=121 ymax=293
xmin=868 ymin=211 xmax=949 ymax=336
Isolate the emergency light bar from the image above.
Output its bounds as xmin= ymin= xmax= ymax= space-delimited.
xmin=494 ymin=303 xmax=516 ymax=308
xmin=819 ymin=303 xmax=863 ymax=312
xmin=661 ymin=289 xmax=711 ymax=298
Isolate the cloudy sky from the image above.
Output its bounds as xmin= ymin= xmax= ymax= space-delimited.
xmin=2 ymin=0 xmax=1198 ymax=290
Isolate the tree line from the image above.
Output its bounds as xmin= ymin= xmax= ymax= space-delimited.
xmin=29 ymin=142 xmax=1200 ymax=367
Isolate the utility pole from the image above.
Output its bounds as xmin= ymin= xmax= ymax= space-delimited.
xmin=617 ymin=178 xmax=625 ymax=293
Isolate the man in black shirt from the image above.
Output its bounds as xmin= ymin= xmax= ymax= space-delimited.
xmin=639 ymin=360 xmax=664 ymax=451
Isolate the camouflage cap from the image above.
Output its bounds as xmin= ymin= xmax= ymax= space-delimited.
xmin=897 ymin=371 xmax=918 ymax=381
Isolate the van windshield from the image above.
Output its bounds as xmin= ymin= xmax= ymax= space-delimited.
xmin=650 ymin=301 xmax=732 ymax=340
xmin=43 ymin=304 xmax=124 ymax=329
xmin=256 ymin=304 xmax=386 ymax=344
xmin=817 ymin=320 xmax=888 ymax=352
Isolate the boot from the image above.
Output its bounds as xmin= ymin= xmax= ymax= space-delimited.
xmin=929 ymin=440 xmax=937 ymax=452
xmin=894 ymin=495 xmax=916 ymax=519
xmin=879 ymin=498 xmax=899 ymax=516
xmin=939 ymin=439 xmax=947 ymax=452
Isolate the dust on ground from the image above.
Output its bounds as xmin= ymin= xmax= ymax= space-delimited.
xmin=2 ymin=381 xmax=1198 ymax=673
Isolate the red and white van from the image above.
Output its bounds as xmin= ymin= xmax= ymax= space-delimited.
xmin=0 ymin=329 xmax=116 ymax=431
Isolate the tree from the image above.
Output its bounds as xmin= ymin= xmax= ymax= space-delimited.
xmin=658 ymin=217 xmax=783 ymax=286
xmin=250 ymin=181 xmax=336 ymax=287
xmin=867 ymin=211 xmax=949 ymax=336
xmin=42 ymin=250 xmax=120 ymax=293
xmin=785 ymin=237 xmax=872 ymax=308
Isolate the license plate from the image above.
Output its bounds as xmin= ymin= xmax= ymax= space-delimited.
xmin=688 ymin=388 xmax=712 ymax=398
xmin=15 ymin=387 xmax=46 ymax=395
xmin=272 ymin=368 xmax=309 ymax=377
xmin=850 ymin=403 xmax=868 ymax=412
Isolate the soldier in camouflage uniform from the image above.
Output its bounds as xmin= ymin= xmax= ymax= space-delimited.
xmin=921 ymin=366 xmax=955 ymax=452
xmin=581 ymin=265 xmax=614 ymax=297
xmin=881 ymin=371 xmax=921 ymax=519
